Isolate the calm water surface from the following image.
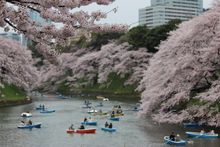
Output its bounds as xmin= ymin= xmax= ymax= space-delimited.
xmin=0 ymin=96 xmax=219 ymax=147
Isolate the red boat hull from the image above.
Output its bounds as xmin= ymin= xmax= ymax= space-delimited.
xmin=66 ymin=129 xmax=96 ymax=134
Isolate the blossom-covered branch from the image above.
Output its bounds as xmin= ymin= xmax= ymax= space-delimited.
xmin=0 ymin=0 xmax=128 ymax=61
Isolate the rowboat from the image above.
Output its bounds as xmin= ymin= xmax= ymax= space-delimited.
xmin=96 ymin=96 xmax=105 ymax=99
xmin=57 ymin=95 xmax=68 ymax=99
xmin=87 ymin=109 xmax=98 ymax=114
xmin=36 ymin=106 xmax=45 ymax=110
xmin=81 ymin=121 xmax=97 ymax=126
xmin=164 ymin=136 xmax=187 ymax=145
xmin=82 ymin=105 xmax=91 ymax=109
xmin=186 ymin=132 xmax=219 ymax=138
xmin=183 ymin=123 xmax=200 ymax=128
xmin=40 ymin=109 xmax=55 ymax=113
xmin=101 ymin=127 xmax=116 ymax=132
xmin=21 ymin=112 xmax=32 ymax=118
xmin=91 ymin=112 xmax=108 ymax=116
xmin=103 ymin=98 xmax=109 ymax=101
xmin=17 ymin=123 xmax=41 ymax=129
xmin=66 ymin=128 xmax=96 ymax=134
xmin=109 ymin=117 xmax=120 ymax=121
xmin=131 ymin=107 xmax=143 ymax=112
xmin=114 ymin=113 xmax=124 ymax=117
xmin=96 ymin=103 xmax=103 ymax=107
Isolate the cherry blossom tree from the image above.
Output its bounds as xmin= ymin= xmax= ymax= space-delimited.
xmin=39 ymin=42 xmax=152 ymax=91
xmin=0 ymin=38 xmax=38 ymax=90
xmin=0 ymin=0 xmax=128 ymax=61
xmin=138 ymin=2 xmax=220 ymax=126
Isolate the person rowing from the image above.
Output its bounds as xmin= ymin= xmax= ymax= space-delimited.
xmin=84 ymin=117 xmax=88 ymax=122
xmin=169 ymin=132 xmax=176 ymax=141
xmin=109 ymin=123 xmax=113 ymax=129
xmin=105 ymin=122 xmax=109 ymax=128
xmin=69 ymin=124 xmax=74 ymax=130
xmin=79 ymin=124 xmax=85 ymax=130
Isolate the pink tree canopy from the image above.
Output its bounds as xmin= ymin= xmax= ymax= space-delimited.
xmin=0 ymin=38 xmax=38 ymax=90
xmin=138 ymin=2 xmax=220 ymax=126
xmin=39 ymin=42 xmax=152 ymax=91
xmin=0 ymin=0 xmax=128 ymax=61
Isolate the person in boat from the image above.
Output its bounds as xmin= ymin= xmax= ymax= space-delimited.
xmin=79 ymin=124 xmax=85 ymax=130
xmin=169 ymin=132 xmax=176 ymax=141
xmin=69 ymin=124 xmax=74 ymax=130
xmin=21 ymin=120 xmax=25 ymax=125
xmin=42 ymin=105 xmax=45 ymax=111
xmin=175 ymin=134 xmax=181 ymax=141
xmin=200 ymin=129 xmax=205 ymax=134
xmin=105 ymin=122 xmax=109 ymax=128
xmin=109 ymin=123 xmax=113 ymax=129
xmin=84 ymin=117 xmax=88 ymax=122
xmin=28 ymin=120 xmax=32 ymax=125
xmin=209 ymin=130 xmax=215 ymax=135
xmin=116 ymin=110 xmax=119 ymax=114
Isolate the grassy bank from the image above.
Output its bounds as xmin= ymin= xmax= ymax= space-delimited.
xmin=0 ymin=83 xmax=26 ymax=101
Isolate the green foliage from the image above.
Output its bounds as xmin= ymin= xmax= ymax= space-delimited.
xmin=121 ymin=19 xmax=182 ymax=53
xmin=75 ymin=35 xmax=88 ymax=48
xmin=187 ymin=98 xmax=207 ymax=107
xmin=0 ymin=83 xmax=26 ymax=100
xmin=57 ymin=81 xmax=70 ymax=94
xmin=87 ymin=32 xmax=124 ymax=50
xmin=55 ymin=44 xmax=72 ymax=53
xmin=145 ymin=19 xmax=182 ymax=53
xmin=126 ymin=26 xmax=149 ymax=48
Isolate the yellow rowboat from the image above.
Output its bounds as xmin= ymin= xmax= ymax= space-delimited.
xmin=96 ymin=96 xmax=105 ymax=99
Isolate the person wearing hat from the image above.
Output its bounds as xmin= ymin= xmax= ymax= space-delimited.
xmin=176 ymin=134 xmax=181 ymax=141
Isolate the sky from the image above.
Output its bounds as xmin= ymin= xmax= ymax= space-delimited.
xmin=79 ymin=0 xmax=214 ymax=26
xmin=0 ymin=0 xmax=215 ymax=32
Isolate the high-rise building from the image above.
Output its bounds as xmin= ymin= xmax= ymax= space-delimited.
xmin=139 ymin=0 xmax=203 ymax=27
xmin=0 ymin=32 xmax=27 ymax=46
xmin=29 ymin=10 xmax=51 ymax=26
xmin=0 ymin=10 xmax=51 ymax=47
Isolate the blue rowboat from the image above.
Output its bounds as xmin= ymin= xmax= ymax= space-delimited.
xmin=81 ymin=121 xmax=97 ymax=126
xmin=186 ymin=132 xmax=219 ymax=138
xmin=183 ymin=123 xmax=200 ymax=128
xmin=36 ymin=106 xmax=46 ymax=110
xmin=40 ymin=110 xmax=55 ymax=113
xmin=101 ymin=127 xmax=116 ymax=132
xmin=131 ymin=108 xmax=143 ymax=112
xmin=17 ymin=123 xmax=41 ymax=129
xmin=58 ymin=95 xmax=68 ymax=99
xmin=96 ymin=104 xmax=103 ymax=107
xmin=109 ymin=117 xmax=120 ymax=121
xmin=164 ymin=136 xmax=187 ymax=146
xmin=82 ymin=105 xmax=91 ymax=109
xmin=36 ymin=107 xmax=43 ymax=110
